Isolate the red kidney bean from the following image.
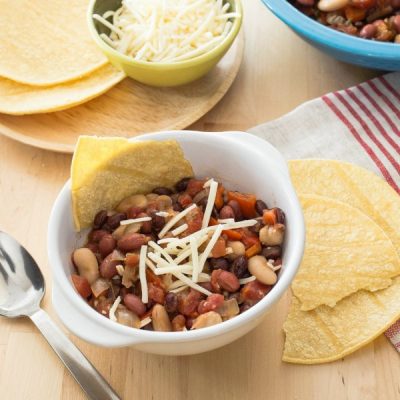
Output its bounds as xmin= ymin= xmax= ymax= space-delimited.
xmin=172 ymin=314 xmax=186 ymax=331
xmin=165 ymin=292 xmax=178 ymax=313
xmin=117 ymin=233 xmax=148 ymax=252
xmin=152 ymin=187 xmax=173 ymax=195
xmin=93 ymin=210 xmax=108 ymax=229
xmin=199 ymin=282 xmax=213 ymax=293
xmin=216 ymin=270 xmax=240 ymax=292
xmin=209 ymin=257 xmax=230 ymax=271
xmin=175 ymin=177 xmax=191 ymax=192
xmin=99 ymin=252 xmax=120 ymax=279
xmin=227 ymin=200 xmax=243 ymax=220
xmin=186 ymin=179 xmax=205 ymax=196
xmin=185 ymin=317 xmax=194 ymax=330
xmin=123 ymin=294 xmax=146 ymax=317
xmin=360 ymin=23 xmax=377 ymax=38
xmin=107 ymin=213 xmax=127 ymax=229
xmin=127 ymin=206 xmax=144 ymax=219
xmin=98 ymin=234 xmax=116 ymax=257
xmin=137 ymin=212 xmax=152 ymax=233
xmin=198 ymin=294 xmax=224 ymax=314
xmin=89 ymin=229 xmax=108 ymax=243
xmin=219 ymin=205 xmax=235 ymax=219
xmin=230 ymin=255 xmax=249 ymax=278
xmin=85 ymin=242 xmax=99 ymax=254
xmin=172 ymin=200 xmax=183 ymax=212
xmin=275 ymin=208 xmax=286 ymax=224
xmin=71 ymin=274 xmax=92 ymax=298
xmin=255 ymin=200 xmax=268 ymax=216
xmin=393 ymin=15 xmax=400 ymax=32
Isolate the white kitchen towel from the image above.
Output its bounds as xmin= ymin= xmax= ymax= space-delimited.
xmin=248 ymin=72 xmax=400 ymax=350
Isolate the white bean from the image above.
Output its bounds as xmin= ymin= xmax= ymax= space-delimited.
xmin=248 ymin=255 xmax=277 ymax=285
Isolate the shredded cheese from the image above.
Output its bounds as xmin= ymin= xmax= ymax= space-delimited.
xmin=158 ymin=203 xmax=196 ymax=238
xmin=239 ymin=276 xmax=256 ymax=285
xmin=94 ymin=0 xmax=240 ymax=63
xmin=109 ymin=296 xmax=121 ymax=322
xmin=120 ymin=216 xmax=152 ymax=226
xmin=218 ymin=218 xmax=234 ymax=223
xmin=139 ymin=245 xmax=148 ymax=303
xmin=198 ymin=224 xmax=223 ymax=271
xmin=155 ymin=211 xmax=170 ymax=217
xmin=169 ymin=285 xmax=189 ymax=294
xmin=116 ymin=264 xmax=125 ymax=276
xmin=140 ymin=316 xmax=152 ymax=328
xmin=203 ymin=178 xmax=214 ymax=188
xmin=201 ymin=180 xmax=218 ymax=228
xmin=172 ymin=223 xmax=188 ymax=236
xmin=190 ymin=235 xmax=200 ymax=283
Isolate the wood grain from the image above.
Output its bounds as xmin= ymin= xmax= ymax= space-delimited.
xmin=0 ymin=33 xmax=244 ymax=153
xmin=0 ymin=1 xmax=398 ymax=399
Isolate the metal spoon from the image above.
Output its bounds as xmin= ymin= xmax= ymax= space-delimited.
xmin=0 ymin=231 xmax=120 ymax=400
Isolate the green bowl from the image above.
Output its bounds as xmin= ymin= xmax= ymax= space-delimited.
xmin=87 ymin=0 xmax=242 ymax=87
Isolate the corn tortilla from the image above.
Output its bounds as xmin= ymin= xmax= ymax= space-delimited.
xmin=283 ymin=277 xmax=400 ymax=364
xmin=292 ymin=194 xmax=400 ymax=311
xmin=71 ymin=137 xmax=194 ymax=231
xmin=0 ymin=64 xmax=125 ymax=115
xmin=289 ymin=159 xmax=400 ymax=257
xmin=0 ymin=0 xmax=108 ymax=86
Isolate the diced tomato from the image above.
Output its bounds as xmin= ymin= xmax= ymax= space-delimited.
xmin=350 ymin=0 xmax=376 ymax=8
xmin=240 ymin=228 xmax=260 ymax=249
xmin=344 ymin=5 xmax=366 ymax=21
xmin=146 ymin=269 xmax=165 ymax=289
xmin=125 ymin=253 xmax=139 ymax=266
xmin=198 ymin=294 xmax=225 ymax=314
xmin=245 ymin=242 xmax=262 ymax=258
xmin=241 ymin=280 xmax=271 ymax=305
xmin=227 ymin=191 xmax=257 ymax=218
xmin=210 ymin=237 xmax=226 ymax=258
xmin=223 ymin=229 xmax=242 ymax=240
xmin=186 ymin=179 xmax=206 ymax=197
xmin=71 ymin=274 xmax=92 ymax=298
xmin=185 ymin=206 xmax=204 ymax=234
xmin=148 ymin=282 xmax=165 ymax=304
xmin=262 ymin=209 xmax=277 ymax=225
xmin=209 ymin=217 xmax=218 ymax=226
xmin=214 ymin=184 xmax=225 ymax=210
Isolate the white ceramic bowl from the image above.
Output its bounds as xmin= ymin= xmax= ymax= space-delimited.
xmin=48 ymin=130 xmax=305 ymax=355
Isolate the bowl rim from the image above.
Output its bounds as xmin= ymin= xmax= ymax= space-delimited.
xmin=261 ymin=0 xmax=400 ymax=59
xmin=87 ymin=0 xmax=243 ymax=69
xmin=48 ymin=130 xmax=305 ymax=344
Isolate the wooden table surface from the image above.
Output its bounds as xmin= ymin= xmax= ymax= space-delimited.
xmin=1 ymin=1 xmax=398 ymax=399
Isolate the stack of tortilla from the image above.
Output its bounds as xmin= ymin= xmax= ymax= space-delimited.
xmin=0 ymin=0 xmax=125 ymax=115
xmin=283 ymin=160 xmax=400 ymax=364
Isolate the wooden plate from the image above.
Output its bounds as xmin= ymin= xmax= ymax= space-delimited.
xmin=0 ymin=33 xmax=244 ymax=153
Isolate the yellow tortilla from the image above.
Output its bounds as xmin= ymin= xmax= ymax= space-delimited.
xmin=292 ymin=194 xmax=400 ymax=311
xmin=71 ymin=137 xmax=194 ymax=231
xmin=0 ymin=0 xmax=108 ymax=86
xmin=283 ymin=278 xmax=400 ymax=364
xmin=289 ymin=159 xmax=400 ymax=257
xmin=0 ymin=64 xmax=125 ymax=115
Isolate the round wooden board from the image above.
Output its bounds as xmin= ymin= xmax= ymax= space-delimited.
xmin=0 ymin=33 xmax=244 ymax=153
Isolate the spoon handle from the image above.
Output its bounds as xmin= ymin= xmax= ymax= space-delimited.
xmin=30 ymin=308 xmax=120 ymax=400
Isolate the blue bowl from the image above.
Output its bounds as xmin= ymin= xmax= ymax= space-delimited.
xmin=260 ymin=0 xmax=400 ymax=70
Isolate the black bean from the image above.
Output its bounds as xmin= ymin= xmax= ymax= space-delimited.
xmin=107 ymin=213 xmax=127 ymax=229
xmin=152 ymin=187 xmax=173 ymax=195
xmin=227 ymin=200 xmax=243 ymax=221
xmin=93 ymin=210 xmax=108 ymax=229
xmin=255 ymin=200 xmax=268 ymax=216
xmin=209 ymin=257 xmax=230 ymax=271
xmin=152 ymin=214 xmax=166 ymax=232
xmin=275 ymin=208 xmax=286 ymax=224
xmin=172 ymin=200 xmax=183 ymax=212
xmin=262 ymin=246 xmax=281 ymax=260
xmin=230 ymin=255 xmax=249 ymax=278
xmin=175 ymin=177 xmax=191 ymax=192
xmin=165 ymin=292 xmax=178 ymax=313
xmin=249 ymin=220 xmax=262 ymax=234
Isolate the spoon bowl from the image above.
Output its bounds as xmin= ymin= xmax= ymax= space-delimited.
xmin=0 ymin=231 xmax=120 ymax=400
xmin=0 ymin=231 xmax=44 ymax=317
